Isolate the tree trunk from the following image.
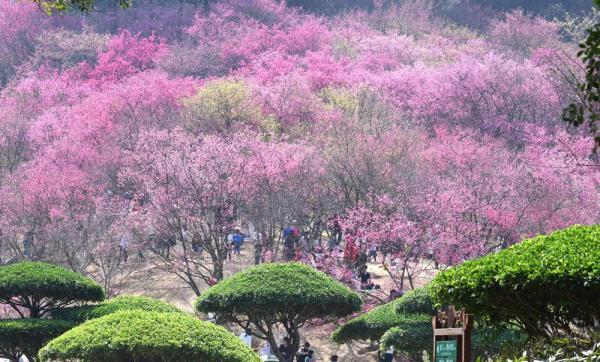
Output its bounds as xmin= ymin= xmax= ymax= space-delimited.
xmin=213 ymin=258 xmax=224 ymax=281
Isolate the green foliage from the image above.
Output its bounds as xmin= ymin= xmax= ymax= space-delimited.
xmin=379 ymin=315 xmax=432 ymax=357
xmin=472 ymin=323 xmax=528 ymax=360
xmin=331 ymin=287 xmax=434 ymax=344
xmin=430 ymin=225 xmax=600 ymax=338
xmin=0 ymin=319 xmax=74 ymax=361
xmin=0 ymin=262 xmax=105 ymax=317
xmin=523 ymin=333 xmax=600 ymax=361
xmin=332 ymin=298 xmax=403 ymax=344
xmin=394 ymin=287 xmax=436 ymax=316
xmin=563 ymin=12 xmax=600 ymax=151
xmin=182 ymin=79 xmax=261 ymax=134
xmin=196 ymin=262 xmax=362 ymax=320
xmin=31 ymin=0 xmax=130 ymax=14
xmin=51 ymin=295 xmax=182 ymax=323
xmin=38 ymin=310 xmax=260 ymax=362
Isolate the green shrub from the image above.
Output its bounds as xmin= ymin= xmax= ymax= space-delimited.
xmin=196 ymin=262 xmax=362 ymax=319
xmin=196 ymin=263 xmax=361 ymax=361
xmin=38 ymin=310 xmax=260 ymax=362
xmin=472 ymin=324 xmax=528 ymax=360
xmin=430 ymin=225 xmax=600 ymax=338
xmin=394 ymin=287 xmax=436 ymax=316
xmin=52 ymin=295 xmax=182 ymax=323
xmin=0 ymin=262 xmax=105 ymax=317
xmin=379 ymin=315 xmax=432 ymax=358
xmin=0 ymin=319 xmax=74 ymax=361
xmin=182 ymin=79 xmax=261 ymax=134
xmin=331 ymin=287 xmax=434 ymax=344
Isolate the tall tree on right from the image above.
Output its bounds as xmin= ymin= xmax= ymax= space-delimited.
xmin=563 ymin=0 xmax=600 ymax=152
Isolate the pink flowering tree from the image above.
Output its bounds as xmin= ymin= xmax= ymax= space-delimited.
xmin=0 ymin=0 xmax=46 ymax=85
xmin=121 ymin=130 xmax=318 ymax=294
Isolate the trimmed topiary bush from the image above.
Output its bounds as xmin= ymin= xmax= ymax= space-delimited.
xmin=394 ymin=287 xmax=436 ymax=316
xmin=379 ymin=315 xmax=433 ymax=359
xmin=331 ymin=287 xmax=434 ymax=344
xmin=38 ymin=310 xmax=260 ymax=362
xmin=0 ymin=262 xmax=105 ymax=318
xmin=0 ymin=319 xmax=74 ymax=362
xmin=430 ymin=225 xmax=600 ymax=338
xmin=51 ymin=295 xmax=182 ymax=323
xmin=332 ymin=298 xmax=403 ymax=344
xmin=196 ymin=262 xmax=362 ymax=362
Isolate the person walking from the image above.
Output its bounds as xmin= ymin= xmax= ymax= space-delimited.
xmin=119 ymin=231 xmax=131 ymax=263
xmin=254 ymin=239 xmax=263 ymax=265
xmin=233 ymin=231 xmax=243 ymax=255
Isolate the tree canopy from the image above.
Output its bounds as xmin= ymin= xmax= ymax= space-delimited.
xmin=0 ymin=319 xmax=74 ymax=362
xmin=196 ymin=262 xmax=361 ymax=318
xmin=196 ymin=262 xmax=362 ymax=361
xmin=51 ymin=295 xmax=182 ymax=323
xmin=0 ymin=262 xmax=105 ymax=317
xmin=430 ymin=225 xmax=600 ymax=338
xmin=38 ymin=310 xmax=260 ymax=362
xmin=331 ymin=287 xmax=434 ymax=344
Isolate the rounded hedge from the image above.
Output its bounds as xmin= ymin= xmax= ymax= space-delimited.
xmin=52 ymin=295 xmax=183 ymax=323
xmin=332 ymin=287 xmax=434 ymax=344
xmin=0 ymin=319 xmax=75 ymax=360
xmin=379 ymin=315 xmax=432 ymax=353
xmin=196 ymin=263 xmax=362 ymax=319
xmin=394 ymin=287 xmax=436 ymax=316
xmin=38 ymin=310 xmax=260 ymax=362
xmin=0 ymin=262 xmax=105 ymax=303
xmin=430 ymin=225 xmax=600 ymax=337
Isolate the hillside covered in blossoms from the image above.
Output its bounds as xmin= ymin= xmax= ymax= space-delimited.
xmin=0 ymin=0 xmax=599 ymax=360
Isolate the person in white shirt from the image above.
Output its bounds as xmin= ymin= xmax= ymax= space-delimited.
xmin=239 ymin=328 xmax=252 ymax=347
xmin=119 ymin=232 xmax=131 ymax=262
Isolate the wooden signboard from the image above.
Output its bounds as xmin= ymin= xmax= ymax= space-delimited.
xmin=432 ymin=306 xmax=473 ymax=362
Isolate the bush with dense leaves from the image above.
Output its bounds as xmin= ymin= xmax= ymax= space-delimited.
xmin=196 ymin=262 xmax=361 ymax=318
xmin=430 ymin=225 xmax=600 ymax=338
xmin=51 ymin=295 xmax=182 ymax=323
xmin=379 ymin=316 xmax=432 ymax=358
xmin=331 ymin=287 xmax=434 ymax=344
xmin=0 ymin=262 xmax=105 ymax=317
xmin=38 ymin=310 xmax=260 ymax=362
xmin=197 ymin=263 xmax=361 ymax=361
xmin=0 ymin=319 xmax=74 ymax=362
xmin=394 ymin=287 xmax=437 ymax=316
